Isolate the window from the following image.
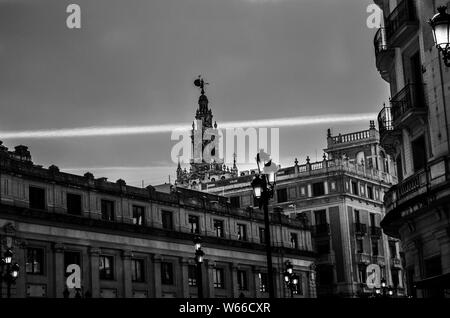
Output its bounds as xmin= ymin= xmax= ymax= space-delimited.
xmin=29 ymin=186 xmax=46 ymax=210
xmin=101 ymin=200 xmax=115 ymax=221
xmin=253 ymin=196 xmax=259 ymax=208
xmin=188 ymin=265 xmax=197 ymax=286
xmin=259 ymin=227 xmax=266 ymax=244
xmin=189 ymin=215 xmax=200 ymax=234
xmin=391 ymin=269 xmax=399 ymax=288
xmin=424 ymin=256 xmax=442 ymax=278
xmin=351 ymin=181 xmax=359 ymax=196
xmin=131 ymin=259 xmax=145 ymax=282
xmin=214 ymin=268 xmax=225 ymax=288
xmin=314 ymin=210 xmax=327 ymax=225
xmin=412 ymin=135 xmax=427 ymax=172
xmin=237 ymin=224 xmax=247 ymax=241
xmin=162 ymin=210 xmax=173 ymax=230
xmin=317 ymin=265 xmax=334 ymax=285
xmin=290 ymin=233 xmax=298 ymax=249
xmin=26 ymin=248 xmax=44 ymax=275
xmin=161 ymin=262 xmax=174 ymax=285
xmin=67 ymin=193 xmax=82 ymax=215
xmin=317 ymin=240 xmax=330 ymax=254
xmin=214 ymin=220 xmax=224 ymax=238
xmin=312 ymin=182 xmax=325 ymax=197
xmin=367 ymin=186 xmax=374 ymax=200
xmin=237 ymin=270 xmax=248 ymax=291
xmin=230 ymin=196 xmax=240 ymax=208
xmin=132 ymin=205 xmax=145 ymax=226
xmin=371 ymin=239 xmax=379 ymax=256
xmin=259 ymin=273 xmax=268 ymax=293
xmin=370 ymin=213 xmax=376 ymax=227
xmin=358 ymin=265 xmax=367 ymax=284
xmin=354 ymin=210 xmax=361 ymax=223
xmin=356 ymin=238 xmax=364 ymax=253
xmin=277 ymin=188 xmax=288 ymax=203
xmin=389 ymin=241 xmax=397 ymax=258
xmin=99 ymin=255 xmax=114 ymax=280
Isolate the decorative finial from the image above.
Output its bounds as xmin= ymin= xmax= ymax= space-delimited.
xmin=369 ymin=120 xmax=375 ymax=130
xmin=294 ymin=158 xmax=298 ymax=166
xmin=214 ymin=121 xmax=217 ymax=129
xmin=194 ymin=75 xmax=209 ymax=95
xmin=323 ymin=153 xmax=327 ymax=161
xmin=306 ymin=156 xmax=310 ymax=164
xmin=327 ymin=128 xmax=331 ymax=138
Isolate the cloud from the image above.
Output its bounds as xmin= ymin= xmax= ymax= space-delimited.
xmin=0 ymin=112 xmax=376 ymax=139
xmin=0 ymin=113 xmax=376 ymax=139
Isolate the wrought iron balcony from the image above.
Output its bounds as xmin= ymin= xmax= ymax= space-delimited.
xmin=385 ymin=0 xmax=419 ymax=47
xmin=390 ymin=83 xmax=427 ymax=125
xmin=370 ymin=226 xmax=382 ymax=238
xmin=377 ymin=105 xmax=393 ymax=136
xmin=391 ymin=258 xmax=402 ymax=268
xmin=354 ymin=223 xmax=367 ymax=236
xmin=374 ymin=27 xmax=394 ymax=82
xmin=312 ymin=223 xmax=330 ymax=236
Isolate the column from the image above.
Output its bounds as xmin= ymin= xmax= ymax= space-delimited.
xmin=122 ymin=250 xmax=133 ymax=298
xmin=206 ymin=260 xmax=215 ymax=298
xmin=308 ymin=264 xmax=317 ymax=298
xmin=179 ymin=258 xmax=189 ymax=298
xmin=230 ymin=263 xmax=239 ymax=298
xmin=251 ymin=266 xmax=259 ymax=298
xmin=153 ymin=254 xmax=162 ymax=298
xmin=14 ymin=240 xmax=27 ymax=298
xmin=88 ymin=247 xmax=100 ymax=298
xmin=53 ymin=243 xmax=65 ymax=298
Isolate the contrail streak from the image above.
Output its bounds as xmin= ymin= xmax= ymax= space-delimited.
xmin=0 ymin=113 xmax=376 ymax=139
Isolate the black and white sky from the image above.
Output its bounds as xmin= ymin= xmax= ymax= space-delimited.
xmin=0 ymin=0 xmax=389 ymax=187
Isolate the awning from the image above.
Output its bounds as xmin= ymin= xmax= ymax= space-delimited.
xmin=414 ymin=273 xmax=450 ymax=289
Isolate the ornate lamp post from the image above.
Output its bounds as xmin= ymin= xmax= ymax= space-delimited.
xmin=429 ymin=6 xmax=450 ymax=67
xmin=283 ymin=260 xmax=299 ymax=298
xmin=373 ymin=278 xmax=394 ymax=298
xmin=194 ymin=236 xmax=204 ymax=299
xmin=0 ymin=249 xmax=20 ymax=298
xmin=251 ymin=150 xmax=278 ymax=299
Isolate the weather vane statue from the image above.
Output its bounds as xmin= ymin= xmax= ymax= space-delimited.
xmin=194 ymin=75 xmax=209 ymax=95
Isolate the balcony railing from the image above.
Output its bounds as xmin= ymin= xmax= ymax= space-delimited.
xmin=385 ymin=0 xmax=418 ymax=43
xmin=374 ymin=27 xmax=388 ymax=56
xmin=390 ymin=83 xmax=426 ymax=123
xmin=391 ymin=258 xmax=402 ymax=268
xmin=377 ymin=105 xmax=393 ymax=136
xmin=354 ymin=223 xmax=367 ymax=236
xmin=329 ymin=130 xmax=372 ymax=145
xmin=370 ymin=226 xmax=382 ymax=237
xmin=313 ymin=223 xmax=330 ymax=236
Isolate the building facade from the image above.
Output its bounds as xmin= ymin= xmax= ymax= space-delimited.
xmin=0 ymin=142 xmax=316 ymax=298
xmin=374 ymin=0 xmax=450 ymax=297
xmin=203 ymin=124 xmax=406 ymax=297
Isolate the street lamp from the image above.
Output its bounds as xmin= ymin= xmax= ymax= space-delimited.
xmin=0 ymin=249 xmax=20 ymax=298
xmin=429 ymin=6 xmax=450 ymax=67
xmin=250 ymin=151 xmax=278 ymax=299
xmin=194 ymin=235 xmax=204 ymax=299
xmin=283 ymin=261 xmax=299 ymax=298
xmin=373 ymin=278 xmax=395 ymax=298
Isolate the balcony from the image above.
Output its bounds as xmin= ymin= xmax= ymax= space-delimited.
xmin=377 ymin=105 xmax=401 ymax=156
xmin=355 ymin=253 xmax=371 ymax=265
xmin=374 ymin=27 xmax=395 ymax=82
xmin=385 ymin=0 xmax=419 ymax=47
xmin=391 ymin=258 xmax=402 ymax=269
xmin=390 ymin=83 xmax=427 ymax=127
xmin=382 ymin=155 xmax=450 ymax=237
xmin=354 ymin=223 xmax=367 ymax=236
xmin=312 ymin=223 xmax=330 ymax=237
xmin=372 ymin=255 xmax=385 ymax=267
xmin=370 ymin=226 xmax=382 ymax=238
